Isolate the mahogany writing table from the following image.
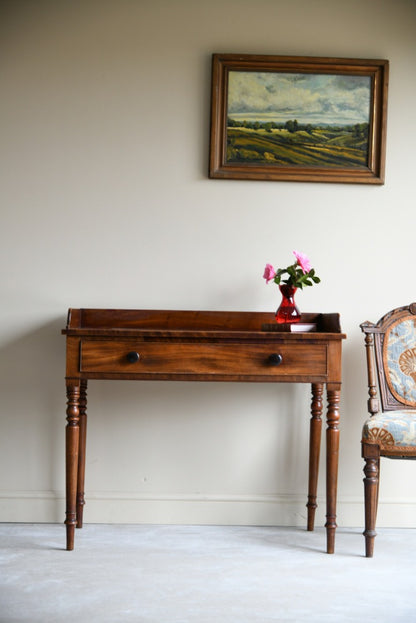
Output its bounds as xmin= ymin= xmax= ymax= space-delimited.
xmin=63 ymin=308 xmax=345 ymax=552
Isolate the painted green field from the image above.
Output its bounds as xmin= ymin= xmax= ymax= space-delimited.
xmin=226 ymin=126 xmax=369 ymax=168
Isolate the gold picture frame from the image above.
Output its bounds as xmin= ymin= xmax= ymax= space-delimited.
xmin=209 ymin=53 xmax=388 ymax=184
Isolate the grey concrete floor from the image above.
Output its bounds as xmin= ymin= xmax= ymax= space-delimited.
xmin=1 ymin=523 xmax=415 ymax=622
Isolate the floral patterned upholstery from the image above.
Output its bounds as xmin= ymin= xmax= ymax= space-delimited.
xmin=362 ymin=410 xmax=416 ymax=453
xmin=384 ymin=317 xmax=416 ymax=406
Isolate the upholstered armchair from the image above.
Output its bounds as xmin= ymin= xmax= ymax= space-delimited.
xmin=361 ymin=303 xmax=416 ymax=557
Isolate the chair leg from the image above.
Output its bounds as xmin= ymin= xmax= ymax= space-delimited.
xmin=362 ymin=445 xmax=380 ymax=558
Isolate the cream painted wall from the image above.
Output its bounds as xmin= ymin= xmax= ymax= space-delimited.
xmin=1 ymin=0 xmax=416 ymax=531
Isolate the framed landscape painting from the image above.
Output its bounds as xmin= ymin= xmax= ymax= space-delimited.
xmin=209 ymin=54 xmax=388 ymax=184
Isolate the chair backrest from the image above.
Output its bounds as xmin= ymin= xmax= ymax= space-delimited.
xmin=361 ymin=303 xmax=416 ymax=414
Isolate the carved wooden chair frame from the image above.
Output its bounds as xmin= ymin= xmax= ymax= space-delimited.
xmin=361 ymin=302 xmax=416 ymax=557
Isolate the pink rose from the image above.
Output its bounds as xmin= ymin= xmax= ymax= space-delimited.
xmin=293 ymin=250 xmax=311 ymax=274
xmin=263 ymin=263 xmax=276 ymax=283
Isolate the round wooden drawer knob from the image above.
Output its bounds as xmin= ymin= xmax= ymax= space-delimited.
xmin=126 ymin=351 xmax=140 ymax=363
xmin=268 ymin=353 xmax=283 ymax=366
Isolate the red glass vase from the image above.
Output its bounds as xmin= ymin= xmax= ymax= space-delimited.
xmin=275 ymin=284 xmax=301 ymax=324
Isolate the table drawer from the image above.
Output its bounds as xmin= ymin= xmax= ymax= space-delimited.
xmin=80 ymin=340 xmax=327 ymax=378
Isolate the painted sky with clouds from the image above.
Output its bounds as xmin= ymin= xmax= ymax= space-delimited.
xmin=228 ymin=71 xmax=371 ymax=125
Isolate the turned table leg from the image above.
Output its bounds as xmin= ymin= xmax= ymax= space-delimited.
xmin=307 ymin=383 xmax=323 ymax=531
xmin=76 ymin=380 xmax=88 ymax=529
xmin=325 ymin=385 xmax=340 ymax=554
xmin=65 ymin=383 xmax=80 ymax=551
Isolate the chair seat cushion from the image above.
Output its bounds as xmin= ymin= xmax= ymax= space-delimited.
xmin=362 ymin=410 xmax=416 ymax=452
